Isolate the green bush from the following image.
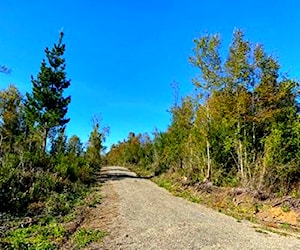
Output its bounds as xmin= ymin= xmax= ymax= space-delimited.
xmin=46 ymin=193 xmax=72 ymax=216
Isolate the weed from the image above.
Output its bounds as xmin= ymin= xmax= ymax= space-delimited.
xmin=254 ymin=203 xmax=262 ymax=213
xmin=266 ymin=227 xmax=288 ymax=237
xmin=128 ymin=165 xmax=153 ymax=178
xmin=154 ymin=177 xmax=173 ymax=190
xmin=255 ymin=229 xmax=268 ymax=234
xmin=189 ymin=195 xmax=201 ymax=204
xmin=0 ymin=220 xmax=65 ymax=250
xmin=280 ymin=223 xmax=291 ymax=230
xmin=63 ymin=211 xmax=77 ymax=223
xmin=88 ymin=194 xmax=102 ymax=208
xmin=72 ymin=229 xmax=107 ymax=249
xmin=281 ymin=205 xmax=290 ymax=213
xmin=291 ymin=189 xmax=300 ymax=199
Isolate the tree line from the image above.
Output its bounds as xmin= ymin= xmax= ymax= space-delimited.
xmin=0 ymin=32 xmax=106 ymax=215
xmin=106 ymin=30 xmax=300 ymax=194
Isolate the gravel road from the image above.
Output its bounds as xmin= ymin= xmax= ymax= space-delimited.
xmin=99 ymin=166 xmax=300 ymax=250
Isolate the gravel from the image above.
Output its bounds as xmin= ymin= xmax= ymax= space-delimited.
xmin=99 ymin=166 xmax=300 ymax=250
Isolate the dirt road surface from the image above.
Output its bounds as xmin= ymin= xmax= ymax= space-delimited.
xmin=96 ymin=166 xmax=300 ymax=249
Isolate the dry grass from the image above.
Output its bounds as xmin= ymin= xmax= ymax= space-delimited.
xmin=152 ymin=172 xmax=300 ymax=236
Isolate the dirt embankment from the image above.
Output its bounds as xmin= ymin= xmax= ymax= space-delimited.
xmin=153 ymin=173 xmax=300 ymax=234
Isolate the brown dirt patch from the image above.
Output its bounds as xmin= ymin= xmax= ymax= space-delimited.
xmin=60 ymin=183 xmax=119 ymax=250
xmin=83 ymin=183 xmax=119 ymax=230
xmin=257 ymin=207 xmax=299 ymax=226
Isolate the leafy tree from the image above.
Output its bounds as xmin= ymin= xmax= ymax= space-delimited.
xmin=0 ymin=85 xmax=25 ymax=154
xmin=67 ymin=135 xmax=83 ymax=157
xmin=123 ymin=132 xmax=142 ymax=165
xmin=167 ymin=97 xmax=194 ymax=170
xmin=223 ymin=30 xmax=252 ymax=182
xmin=106 ymin=29 xmax=299 ymax=193
xmin=86 ymin=118 xmax=108 ymax=168
xmin=139 ymin=133 xmax=154 ymax=168
xmin=189 ymin=33 xmax=223 ymax=180
xmin=25 ymin=32 xmax=71 ymax=152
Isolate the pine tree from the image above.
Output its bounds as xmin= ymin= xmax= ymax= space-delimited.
xmin=50 ymin=128 xmax=67 ymax=156
xmin=25 ymin=32 xmax=71 ymax=152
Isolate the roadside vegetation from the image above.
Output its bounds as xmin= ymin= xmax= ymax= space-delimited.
xmin=106 ymin=29 xmax=300 ymax=233
xmin=0 ymin=33 xmax=107 ymax=249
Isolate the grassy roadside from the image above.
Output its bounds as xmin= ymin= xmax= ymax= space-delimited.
xmin=152 ymin=172 xmax=300 ymax=237
xmin=126 ymin=165 xmax=154 ymax=178
xmin=0 ymin=184 xmax=107 ymax=249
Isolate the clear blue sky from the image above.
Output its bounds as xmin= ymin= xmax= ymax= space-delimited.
xmin=1 ymin=1 xmax=300 ymax=149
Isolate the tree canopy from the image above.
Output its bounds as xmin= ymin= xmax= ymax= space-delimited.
xmin=25 ymin=32 xmax=71 ymax=152
xmin=106 ymin=29 xmax=300 ymax=193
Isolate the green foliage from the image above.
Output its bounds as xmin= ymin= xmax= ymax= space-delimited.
xmin=107 ymin=29 xmax=299 ymax=195
xmin=0 ymin=84 xmax=25 ymax=154
xmin=25 ymin=32 xmax=71 ymax=152
xmin=281 ymin=205 xmax=290 ymax=213
xmin=1 ymin=220 xmax=65 ymax=250
xmin=72 ymin=229 xmax=107 ymax=249
xmin=46 ymin=193 xmax=73 ymax=216
xmin=67 ymin=135 xmax=83 ymax=156
xmin=106 ymin=132 xmax=155 ymax=175
xmin=0 ymin=33 xmax=109 ymax=249
xmin=87 ymin=193 xmax=102 ymax=208
xmin=155 ymin=176 xmax=173 ymax=190
xmin=50 ymin=128 xmax=67 ymax=156
xmin=86 ymin=118 xmax=108 ymax=169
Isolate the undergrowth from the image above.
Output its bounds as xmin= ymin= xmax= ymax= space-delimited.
xmin=72 ymin=229 xmax=107 ymax=249
xmin=0 ymin=183 xmax=106 ymax=249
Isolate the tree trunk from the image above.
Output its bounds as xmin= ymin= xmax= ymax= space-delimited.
xmin=205 ymin=104 xmax=211 ymax=181
xmin=206 ymin=138 xmax=211 ymax=180
xmin=251 ymin=90 xmax=256 ymax=164
xmin=237 ymin=121 xmax=244 ymax=181
xmin=43 ymin=127 xmax=49 ymax=152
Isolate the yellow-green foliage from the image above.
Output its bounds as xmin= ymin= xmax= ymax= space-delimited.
xmin=72 ymin=229 xmax=107 ymax=249
xmin=107 ymin=29 xmax=300 ymax=194
xmin=1 ymin=221 xmax=65 ymax=250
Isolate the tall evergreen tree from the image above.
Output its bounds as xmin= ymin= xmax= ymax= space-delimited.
xmin=50 ymin=128 xmax=67 ymax=156
xmin=25 ymin=32 xmax=71 ymax=152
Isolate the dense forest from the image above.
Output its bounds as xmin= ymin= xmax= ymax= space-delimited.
xmin=0 ymin=33 xmax=107 ymax=248
xmin=107 ymin=30 xmax=300 ymax=195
